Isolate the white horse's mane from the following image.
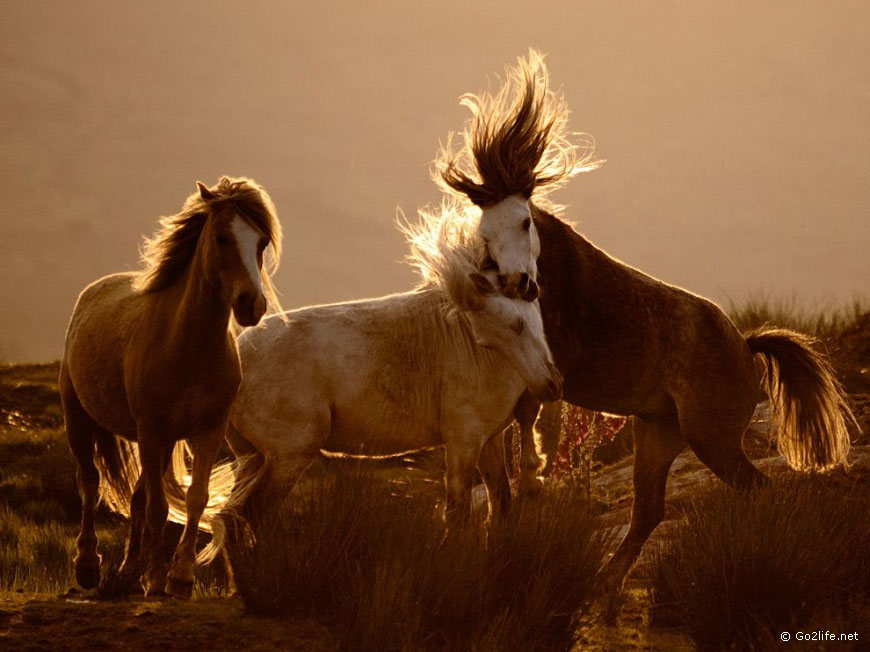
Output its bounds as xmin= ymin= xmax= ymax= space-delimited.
xmin=399 ymin=197 xmax=485 ymax=312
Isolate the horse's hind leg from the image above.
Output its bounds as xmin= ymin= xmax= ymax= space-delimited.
xmin=679 ymin=399 xmax=769 ymax=491
xmin=60 ymin=368 xmax=103 ymax=589
xmin=600 ymin=416 xmax=685 ymax=590
xmin=166 ymin=423 xmax=225 ymax=599
xmin=477 ymin=434 xmax=511 ymax=522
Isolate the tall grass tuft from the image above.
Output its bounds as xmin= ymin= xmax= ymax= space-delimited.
xmin=228 ymin=465 xmax=610 ymax=651
xmin=727 ymin=295 xmax=866 ymax=340
xmin=649 ymin=474 xmax=870 ymax=650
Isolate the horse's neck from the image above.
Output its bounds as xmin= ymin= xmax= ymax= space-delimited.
xmin=420 ymin=291 xmax=504 ymax=380
xmin=162 ymin=252 xmax=232 ymax=350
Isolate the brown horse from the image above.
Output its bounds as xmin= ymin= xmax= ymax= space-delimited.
xmin=60 ymin=177 xmax=282 ymax=598
xmin=517 ymin=204 xmax=856 ymax=586
xmin=436 ymin=51 xmax=857 ymax=589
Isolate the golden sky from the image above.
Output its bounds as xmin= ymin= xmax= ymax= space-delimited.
xmin=1 ymin=1 xmax=868 ymax=361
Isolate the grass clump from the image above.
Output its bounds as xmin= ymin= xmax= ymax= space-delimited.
xmin=649 ymin=474 xmax=870 ymax=650
xmin=727 ymin=295 xmax=866 ymax=340
xmin=228 ymin=465 xmax=609 ymax=651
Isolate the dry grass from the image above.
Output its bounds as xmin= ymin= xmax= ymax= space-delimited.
xmin=649 ymin=473 xmax=870 ymax=650
xmin=228 ymin=464 xmax=611 ymax=652
xmin=727 ymin=295 xmax=866 ymax=340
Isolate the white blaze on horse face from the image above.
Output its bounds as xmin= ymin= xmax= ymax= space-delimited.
xmin=230 ymin=217 xmax=266 ymax=325
xmin=468 ymin=294 xmax=561 ymax=402
xmin=478 ymin=195 xmax=540 ymax=289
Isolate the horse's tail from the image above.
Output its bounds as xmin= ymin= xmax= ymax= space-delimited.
xmin=95 ymin=428 xmax=266 ymax=564
xmin=93 ymin=430 xmax=140 ymax=516
xmin=193 ymin=452 xmax=266 ymax=564
xmin=155 ymin=436 xmax=266 ymax=565
xmin=746 ymin=327 xmax=858 ymax=471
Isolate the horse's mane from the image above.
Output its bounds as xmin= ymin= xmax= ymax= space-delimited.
xmin=434 ymin=49 xmax=601 ymax=207
xmin=398 ymin=197 xmax=485 ymax=312
xmin=134 ymin=176 xmax=283 ymax=312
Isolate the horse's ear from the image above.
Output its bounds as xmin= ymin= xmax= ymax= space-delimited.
xmin=469 ymin=272 xmax=496 ymax=295
xmin=196 ymin=181 xmax=216 ymax=200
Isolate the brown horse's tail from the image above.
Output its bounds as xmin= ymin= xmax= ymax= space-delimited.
xmin=746 ymin=328 xmax=858 ymax=471
xmin=93 ymin=431 xmax=140 ymax=516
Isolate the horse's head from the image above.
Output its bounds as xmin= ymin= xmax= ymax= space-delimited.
xmin=465 ymin=271 xmax=561 ymax=402
xmin=196 ymin=180 xmax=280 ymax=327
xmin=479 ymin=195 xmax=540 ymax=302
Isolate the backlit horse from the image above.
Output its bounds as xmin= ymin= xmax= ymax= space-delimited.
xmin=437 ymin=51 xmax=857 ymax=590
xmin=186 ymin=201 xmax=562 ymax=563
xmin=60 ymin=177 xmax=282 ymax=597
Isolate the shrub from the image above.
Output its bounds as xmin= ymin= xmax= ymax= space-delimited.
xmin=727 ymin=295 xmax=866 ymax=341
xmin=649 ymin=473 xmax=870 ymax=650
xmin=228 ymin=465 xmax=610 ymax=651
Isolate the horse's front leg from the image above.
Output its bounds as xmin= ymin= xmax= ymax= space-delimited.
xmin=444 ymin=445 xmax=478 ymax=532
xmin=476 ymin=434 xmax=511 ymax=524
xmin=114 ymin=475 xmax=146 ymax=589
xmin=515 ymin=393 xmax=544 ymax=496
xmin=166 ymin=423 xmax=225 ymax=599
xmin=138 ymin=433 xmax=174 ymax=598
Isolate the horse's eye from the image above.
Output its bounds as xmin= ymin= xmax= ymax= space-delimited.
xmin=522 ymin=218 xmax=531 ymax=231
xmin=215 ymin=234 xmax=231 ymax=246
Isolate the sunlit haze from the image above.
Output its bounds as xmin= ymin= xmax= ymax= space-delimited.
xmin=1 ymin=1 xmax=867 ymax=360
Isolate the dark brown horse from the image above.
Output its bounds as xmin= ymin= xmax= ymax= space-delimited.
xmin=60 ymin=177 xmax=282 ymax=598
xmin=506 ymin=203 xmax=856 ymax=585
xmin=437 ymin=50 xmax=856 ymax=589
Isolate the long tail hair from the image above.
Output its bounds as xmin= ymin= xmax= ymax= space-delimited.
xmin=746 ymin=328 xmax=858 ymax=471
xmin=183 ymin=451 xmax=266 ymax=564
xmin=94 ymin=433 xmax=261 ymax=565
xmin=93 ymin=431 xmax=140 ymax=514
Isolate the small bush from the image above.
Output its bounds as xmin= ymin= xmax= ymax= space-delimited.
xmin=727 ymin=295 xmax=866 ymax=340
xmin=649 ymin=474 xmax=870 ymax=650
xmin=228 ymin=466 xmax=610 ymax=651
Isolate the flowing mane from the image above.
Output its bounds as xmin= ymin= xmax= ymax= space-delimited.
xmin=134 ymin=176 xmax=283 ymax=310
xmin=434 ymin=49 xmax=601 ymax=207
xmin=398 ymin=198 xmax=485 ymax=312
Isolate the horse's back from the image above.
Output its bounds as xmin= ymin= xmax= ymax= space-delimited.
xmin=63 ymin=272 xmax=146 ymax=438
xmin=233 ymin=292 xmax=445 ymax=456
xmin=534 ymin=207 xmax=756 ymax=416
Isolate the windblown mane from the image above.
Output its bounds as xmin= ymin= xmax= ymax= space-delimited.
xmin=435 ymin=49 xmax=601 ymax=207
xmin=134 ymin=176 xmax=283 ymax=312
xmin=399 ymin=197 xmax=485 ymax=312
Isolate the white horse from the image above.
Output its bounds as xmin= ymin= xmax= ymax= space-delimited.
xmin=434 ymin=49 xmax=600 ymax=494
xmin=188 ymin=201 xmax=562 ymax=561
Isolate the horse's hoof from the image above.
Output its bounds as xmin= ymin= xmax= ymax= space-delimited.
xmin=144 ymin=587 xmax=169 ymax=600
xmin=74 ymin=554 xmax=101 ymax=589
xmin=165 ymin=577 xmax=194 ymax=600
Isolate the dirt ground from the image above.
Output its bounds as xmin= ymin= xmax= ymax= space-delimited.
xmin=0 ymin=591 xmax=335 ymax=652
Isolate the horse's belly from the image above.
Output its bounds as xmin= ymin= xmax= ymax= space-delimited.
xmin=323 ymin=410 xmax=440 ymax=456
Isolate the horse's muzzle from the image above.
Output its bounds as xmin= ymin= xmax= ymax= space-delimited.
xmin=498 ymin=272 xmax=539 ymax=302
xmin=533 ymin=363 xmax=563 ymax=402
xmin=233 ymin=292 xmax=266 ymax=327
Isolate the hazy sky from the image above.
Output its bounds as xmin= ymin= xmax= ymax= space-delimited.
xmin=1 ymin=1 xmax=868 ymax=361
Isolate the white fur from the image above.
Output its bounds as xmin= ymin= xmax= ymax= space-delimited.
xmin=231 ymin=218 xmax=263 ymax=296
xmin=478 ymin=195 xmax=540 ymax=281
xmin=229 ymin=288 xmax=556 ymax=512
